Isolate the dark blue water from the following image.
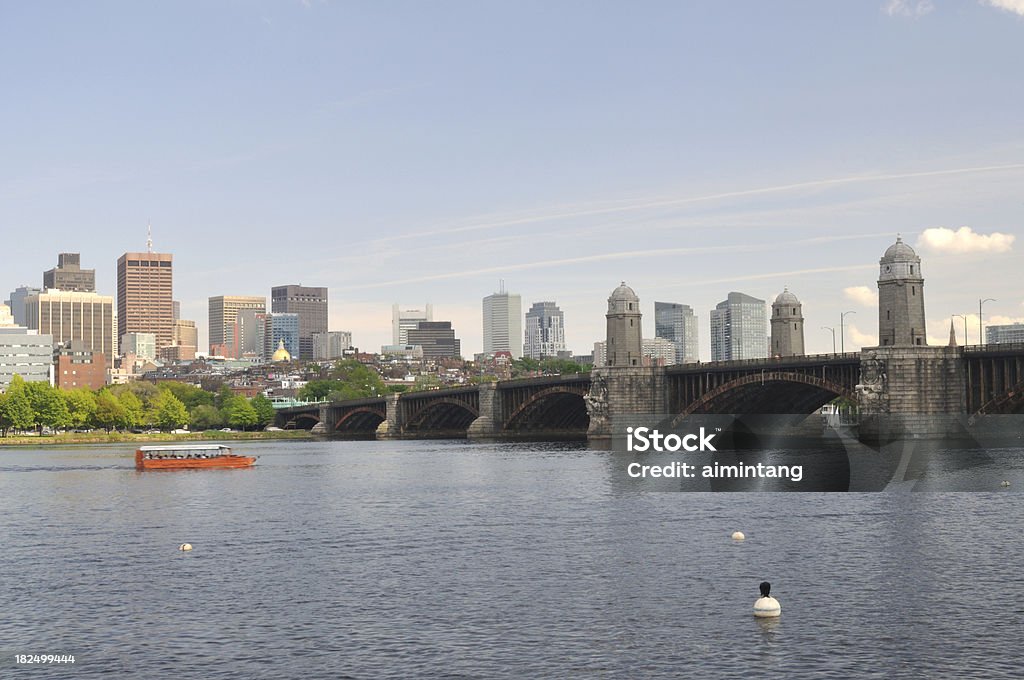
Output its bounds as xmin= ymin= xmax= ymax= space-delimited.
xmin=1 ymin=440 xmax=1022 ymax=678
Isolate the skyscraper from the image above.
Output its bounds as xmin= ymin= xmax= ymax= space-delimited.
xmin=259 ymin=312 xmax=300 ymax=361
xmin=482 ymin=286 xmax=522 ymax=358
xmin=6 ymin=286 xmax=40 ymax=327
xmin=710 ymin=292 xmax=768 ymax=361
xmin=117 ymin=247 xmax=173 ymax=350
xmin=392 ymin=304 xmax=433 ymax=345
xmin=24 ymin=289 xmax=116 ymax=364
xmin=770 ymin=288 xmax=805 ymax=357
xmin=43 ymin=253 xmax=96 ymax=292
xmin=271 ymin=285 xmax=327 ymax=360
xmin=524 ymin=301 xmax=565 ymax=360
xmin=407 ymin=321 xmax=461 ymax=360
xmin=209 ymin=295 xmax=266 ymax=358
xmin=654 ymin=302 xmax=698 ymax=364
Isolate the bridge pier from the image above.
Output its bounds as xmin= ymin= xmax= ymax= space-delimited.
xmin=467 ymin=382 xmax=503 ymax=440
xmin=586 ymin=367 xmax=667 ymax=441
xmin=856 ymin=346 xmax=967 ymax=442
xmin=376 ymin=394 xmax=403 ymax=439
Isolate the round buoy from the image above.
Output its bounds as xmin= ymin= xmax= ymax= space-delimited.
xmin=754 ymin=581 xmax=780 ymax=617
xmin=731 ymin=531 xmax=745 ymax=541
xmin=1000 ymin=481 xmax=1010 ymax=488
xmin=179 ymin=543 xmax=193 ymax=551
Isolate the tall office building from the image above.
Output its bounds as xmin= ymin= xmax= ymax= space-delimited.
xmin=986 ymin=324 xmax=1024 ymax=345
xmin=524 ymin=301 xmax=565 ymax=360
xmin=312 ymin=331 xmax=353 ymax=360
xmin=0 ymin=309 xmax=53 ymax=389
xmin=654 ymin=302 xmax=698 ymax=364
xmin=170 ymin=319 xmax=198 ymax=360
xmin=271 ymin=285 xmax=327 ymax=360
xmin=642 ymin=337 xmax=678 ymax=366
xmin=259 ymin=312 xmax=300 ymax=362
xmin=236 ymin=309 xmax=264 ymax=358
xmin=121 ymin=333 xmax=157 ymax=361
xmin=24 ymin=289 xmax=116 ymax=363
xmin=407 ymin=321 xmax=461 ymax=360
xmin=482 ymin=287 xmax=523 ymax=358
xmin=209 ymin=295 xmax=266 ymax=358
xmin=6 ymin=286 xmax=40 ymax=327
xmin=770 ymin=288 xmax=805 ymax=357
xmin=43 ymin=253 xmax=96 ymax=292
xmin=393 ymin=304 xmax=434 ymax=345
xmin=710 ymin=292 xmax=768 ymax=361
xmin=117 ymin=248 xmax=174 ymax=349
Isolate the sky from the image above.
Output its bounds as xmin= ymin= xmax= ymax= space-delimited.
xmin=2 ymin=0 xmax=1023 ymax=359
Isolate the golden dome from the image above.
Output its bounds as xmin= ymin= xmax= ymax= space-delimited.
xmin=272 ymin=340 xmax=291 ymax=362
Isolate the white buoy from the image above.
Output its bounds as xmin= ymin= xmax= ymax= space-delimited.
xmin=754 ymin=581 xmax=780 ymax=617
xmin=1000 ymin=481 xmax=1010 ymax=488
xmin=731 ymin=531 xmax=745 ymax=541
xmin=754 ymin=596 xmax=781 ymax=617
xmin=179 ymin=543 xmax=193 ymax=551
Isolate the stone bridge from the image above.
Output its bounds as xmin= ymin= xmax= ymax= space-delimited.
xmin=275 ymin=342 xmax=1024 ymax=442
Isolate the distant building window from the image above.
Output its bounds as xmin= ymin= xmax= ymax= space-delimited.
xmin=912 ymin=286 xmax=915 ymax=295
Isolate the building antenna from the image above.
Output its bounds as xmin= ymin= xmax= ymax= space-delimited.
xmin=147 ymin=221 xmax=153 ymax=253
xmin=499 ymin=279 xmax=505 ymax=294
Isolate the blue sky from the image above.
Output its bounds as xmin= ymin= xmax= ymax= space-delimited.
xmin=2 ymin=1 xmax=1022 ymax=357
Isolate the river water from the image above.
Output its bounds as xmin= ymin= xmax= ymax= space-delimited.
xmin=1 ymin=439 xmax=1022 ymax=678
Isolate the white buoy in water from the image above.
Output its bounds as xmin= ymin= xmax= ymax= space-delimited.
xmin=754 ymin=581 xmax=781 ymax=617
xmin=1000 ymin=481 xmax=1010 ymax=488
xmin=731 ymin=531 xmax=745 ymax=541
xmin=179 ymin=543 xmax=193 ymax=551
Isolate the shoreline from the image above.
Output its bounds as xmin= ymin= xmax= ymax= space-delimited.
xmin=0 ymin=429 xmax=314 ymax=449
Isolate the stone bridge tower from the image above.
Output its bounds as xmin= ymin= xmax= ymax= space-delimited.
xmin=770 ymin=288 xmax=805 ymax=357
xmin=859 ymin=236 xmax=965 ymax=441
xmin=587 ymin=282 xmax=665 ymax=439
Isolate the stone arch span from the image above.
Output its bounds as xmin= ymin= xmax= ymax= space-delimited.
xmin=335 ymin=407 xmax=386 ymax=433
xmin=504 ymin=385 xmax=590 ymax=432
xmin=671 ymin=371 xmax=857 ymax=426
xmin=403 ymin=398 xmax=479 ymax=433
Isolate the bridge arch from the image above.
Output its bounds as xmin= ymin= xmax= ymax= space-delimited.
xmin=285 ymin=412 xmax=321 ymax=430
xmin=335 ymin=406 xmax=387 ymax=433
xmin=403 ymin=398 xmax=479 ymax=433
xmin=671 ymin=371 xmax=857 ymax=425
xmin=974 ymin=379 xmax=1024 ymax=415
xmin=504 ymin=385 xmax=590 ymax=433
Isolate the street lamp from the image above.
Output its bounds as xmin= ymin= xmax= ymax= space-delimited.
xmin=821 ymin=326 xmax=836 ymax=355
xmin=979 ymin=298 xmax=996 ymax=347
xmin=953 ymin=314 xmax=968 ymax=346
xmin=840 ymin=311 xmax=856 ymax=354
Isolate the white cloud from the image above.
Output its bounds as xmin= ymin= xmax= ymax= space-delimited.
xmin=884 ymin=0 xmax=934 ymax=17
xmin=916 ymin=226 xmax=1015 ymax=254
xmin=981 ymin=0 xmax=1024 ymax=16
xmin=844 ymin=286 xmax=878 ymax=307
xmin=846 ymin=324 xmax=876 ymax=350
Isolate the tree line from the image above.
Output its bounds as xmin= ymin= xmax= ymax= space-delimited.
xmin=0 ymin=375 xmax=277 ymax=437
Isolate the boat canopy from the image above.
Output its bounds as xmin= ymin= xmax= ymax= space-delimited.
xmin=139 ymin=444 xmax=233 ymax=452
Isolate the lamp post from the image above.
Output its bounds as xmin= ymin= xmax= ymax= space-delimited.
xmin=840 ymin=311 xmax=856 ymax=354
xmin=822 ymin=326 xmax=836 ymax=355
xmin=979 ymin=298 xmax=996 ymax=347
xmin=953 ymin=314 xmax=968 ymax=346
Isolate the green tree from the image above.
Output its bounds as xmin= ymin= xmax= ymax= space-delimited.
xmin=152 ymin=391 xmax=189 ymax=430
xmin=297 ymin=380 xmax=342 ymax=401
xmin=189 ymin=404 xmax=224 ymax=431
xmin=251 ymin=394 xmax=276 ymax=427
xmin=161 ymin=381 xmax=215 ymax=412
xmin=94 ymin=390 xmax=126 ymax=432
xmin=23 ymin=381 xmax=72 ymax=432
xmin=328 ymin=359 xmax=387 ymax=397
xmin=111 ymin=381 xmax=161 ymax=411
xmin=118 ymin=391 xmax=145 ymax=430
xmin=226 ymin=398 xmax=259 ymax=431
xmin=0 ymin=379 xmax=35 ymax=435
xmin=62 ymin=388 xmax=98 ymax=430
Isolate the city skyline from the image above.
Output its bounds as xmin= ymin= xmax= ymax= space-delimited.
xmin=2 ymin=2 xmax=1022 ymax=358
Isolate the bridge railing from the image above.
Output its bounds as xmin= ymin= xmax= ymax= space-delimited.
xmin=666 ymin=352 xmax=860 ymax=372
xmin=962 ymin=342 xmax=1024 ymax=355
